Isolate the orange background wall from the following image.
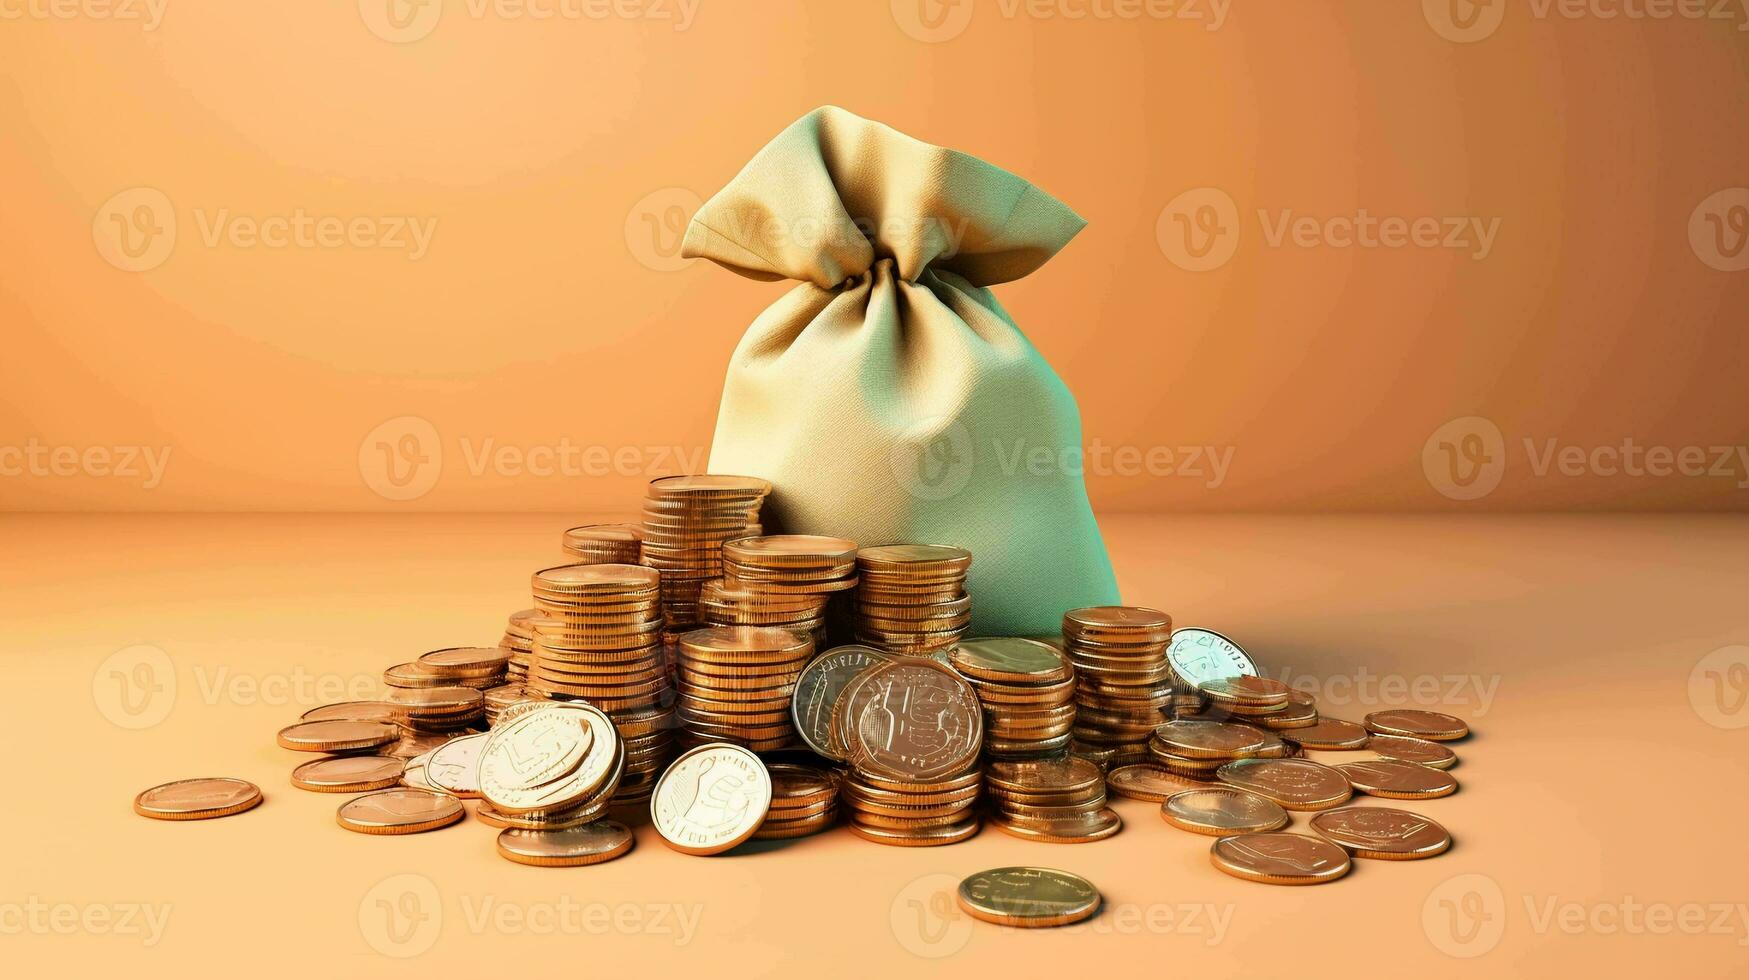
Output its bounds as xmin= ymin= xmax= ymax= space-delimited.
xmin=3 ymin=0 xmax=1745 ymax=513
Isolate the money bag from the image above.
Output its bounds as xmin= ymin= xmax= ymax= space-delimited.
xmin=682 ymin=106 xmax=1120 ymax=635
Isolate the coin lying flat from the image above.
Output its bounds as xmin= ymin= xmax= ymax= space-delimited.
xmin=1310 ymin=807 xmax=1452 ymax=860
xmin=1162 ymin=788 xmax=1290 ymax=836
xmin=496 ymin=820 xmax=636 ymax=867
xmin=1363 ymin=709 xmax=1469 ymax=741
xmin=276 ymin=719 xmax=401 ymax=753
xmin=134 ymin=778 xmax=263 ymax=821
xmin=651 ymin=743 xmax=771 ymax=856
xmin=1366 ymin=734 xmax=1459 ymax=769
xmin=1283 ymin=716 xmax=1370 ymax=750
xmin=1216 ymin=758 xmax=1353 ymax=811
xmin=1337 ymin=760 xmax=1458 ymax=800
xmin=291 ymin=755 xmax=406 ymax=793
xmin=1210 ymin=832 xmax=1352 ymax=885
xmin=1105 ymin=765 xmax=1209 ymax=802
xmin=301 ymin=701 xmax=400 ymax=724
xmin=1151 ymin=721 xmax=1271 ymax=760
xmin=989 ymin=808 xmax=1121 ymax=844
xmin=335 ymin=788 xmax=464 ymax=835
xmin=957 ymin=868 xmax=1101 ymax=928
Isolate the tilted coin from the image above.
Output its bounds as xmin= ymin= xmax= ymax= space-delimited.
xmin=478 ymin=704 xmax=617 ymax=814
xmin=1365 ymin=734 xmax=1458 ymax=769
xmin=496 ymin=820 xmax=636 ymax=867
xmin=650 ymin=743 xmax=771 ymax=856
xmin=841 ymin=659 xmax=982 ymax=781
xmin=1363 ymin=709 xmax=1469 ymax=741
xmin=1164 ymin=628 xmax=1258 ymax=687
xmin=1197 ymin=675 xmax=1291 ymax=707
xmin=424 ymin=732 xmax=489 ymax=798
xmin=276 ymin=719 xmax=401 ymax=753
xmin=1151 ymin=720 xmax=1271 ymax=760
xmin=957 ymin=867 xmax=1101 ymax=928
xmin=335 ymin=788 xmax=464 ymax=835
xmin=417 ymin=646 xmax=511 ymax=674
xmin=1161 ymin=788 xmax=1290 ymax=836
xmin=134 ymin=778 xmax=263 ymax=821
xmin=301 ymin=701 xmax=400 ymax=724
xmin=950 ymin=637 xmax=1072 ymax=683
xmin=1210 ymin=832 xmax=1351 ymax=885
xmin=1283 ymin=716 xmax=1370 ymax=750
xmin=1337 ymin=760 xmax=1458 ymax=800
xmin=1216 ymin=758 xmax=1353 ymax=811
xmin=1310 ymin=806 xmax=1452 ymax=860
xmin=1105 ymin=765 xmax=1210 ymax=802
xmin=291 ymin=755 xmax=406 ymax=793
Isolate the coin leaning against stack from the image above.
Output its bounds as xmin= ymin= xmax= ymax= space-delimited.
xmin=949 ymin=637 xmax=1076 ymax=759
xmin=699 ymin=576 xmax=829 ymax=650
xmin=561 ymin=522 xmax=644 ymax=564
xmin=673 ymin=625 xmax=814 ymax=753
xmin=985 ymin=756 xmax=1122 ymax=843
xmin=638 ymin=475 xmax=770 ymax=635
xmin=1063 ymin=606 xmax=1174 ymax=766
xmin=853 ymin=545 xmax=972 ymax=657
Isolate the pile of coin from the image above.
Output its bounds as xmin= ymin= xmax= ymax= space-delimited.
xmin=842 ymin=768 xmax=982 ymax=847
xmin=673 ymin=626 xmax=814 ymax=752
xmin=1062 ymin=606 xmax=1174 ymax=765
xmin=525 ymin=563 xmax=674 ymax=805
xmin=1146 ymin=719 xmax=1296 ymax=781
xmin=949 ymin=637 xmax=1076 ymax=758
xmin=384 ymin=646 xmax=509 ymax=692
xmin=753 ymin=762 xmax=840 ymax=839
xmin=638 ymin=475 xmax=770 ymax=633
xmin=1162 ymin=626 xmax=1259 ymax=716
xmin=386 ymin=685 xmax=486 ymax=733
xmin=985 ymin=756 xmax=1121 ymax=843
xmin=699 ymin=577 xmax=829 ymax=649
xmin=482 ymin=682 xmax=535 ymax=728
xmin=722 ymin=534 xmax=859 ymax=599
xmin=475 ymin=701 xmax=628 ymax=847
xmin=852 ymin=545 xmax=972 ymax=657
xmin=561 ymin=522 xmax=643 ymax=564
xmin=499 ymin=608 xmax=538 ymax=682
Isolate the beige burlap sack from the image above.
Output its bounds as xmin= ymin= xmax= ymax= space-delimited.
xmin=683 ymin=106 xmax=1119 ymax=635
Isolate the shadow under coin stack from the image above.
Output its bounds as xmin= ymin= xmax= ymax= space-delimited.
xmin=852 ymin=545 xmax=972 ymax=658
xmin=674 ymin=625 xmax=814 ymax=752
xmin=1062 ymin=606 xmax=1175 ymax=767
xmin=526 ymin=563 xmax=675 ymax=807
xmin=949 ymin=637 xmax=1076 ymax=759
xmin=752 ymin=762 xmax=840 ymax=840
xmin=638 ymin=475 xmax=770 ymax=636
xmin=699 ymin=577 xmax=829 ymax=650
xmin=985 ymin=755 xmax=1122 ymax=843
xmin=1146 ymin=719 xmax=1294 ymax=783
xmin=499 ymin=609 xmax=538 ymax=684
xmin=561 ymin=522 xmax=644 ymax=564
xmin=834 ymin=659 xmax=985 ymax=846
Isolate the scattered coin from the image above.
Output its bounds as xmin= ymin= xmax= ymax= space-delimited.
xmin=957 ymin=867 xmax=1102 ymax=928
xmin=1216 ymin=758 xmax=1353 ymax=811
xmin=496 ymin=820 xmax=636 ymax=867
xmin=1162 ymin=788 xmax=1290 ymax=836
xmin=1151 ymin=720 xmax=1272 ymax=760
xmin=1337 ymin=760 xmax=1458 ymax=800
xmin=1105 ymin=764 xmax=1209 ymax=802
xmin=1310 ymin=807 xmax=1452 ymax=860
xmin=651 ymin=742 xmax=771 ymax=855
xmin=335 ymin=788 xmax=464 ymax=835
xmin=291 ymin=755 xmax=406 ymax=793
xmin=1210 ymin=832 xmax=1352 ymax=885
xmin=275 ymin=719 xmax=401 ymax=753
xmin=1366 ymin=734 xmax=1458 ymax=769
xmin=1283 ymin=716 xmax=1370 ymax=750
xmin=1363 ymin=708 xmax=1470 ymax=741
xmin=134 ymin=778 xmax=263 ymax=821
xmin=990 ymin=807 xmax=1122 ymax=844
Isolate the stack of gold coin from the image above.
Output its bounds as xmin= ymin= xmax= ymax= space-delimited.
xmin=721 ymin=535 xmax=859 ymax=603
xmin=475 ymin=701 xmax=627 ymax=836
xmin=752 ymin=762 xmax=840 ymax=839
xmin=482 ymin=682 xmax=537 ymax=728
xmin=1062 ymin=606 xmax=1175 ymax=765
xmin=949 ymin=637 xmax=1076 ymax=758
xmin=985 ymin=756 xmax=1122 ymax=843
xmin=499 ymin=608 xmax=538 ymax=682
xmin=525 ymin=563 xmax=675 ymax=805
xmin=384 ymin=647 xmax=510 ymax=692
xmin=638 ymin=475 xmax=770 ymax=634
xmin=699 ymin=577 xmax=829 ymax=649
xmin=561 ymin=522 xmax=644 ymax=564
xmin=673 ymin=626 xmax=814 ymax=752
xmin=842 ymin=769 xmax=982 ymax=846
xmin=852 ymin=545 xmax=972 ymax=657
xmin=386 ymin=686 xmax=486 ymax=733
xmin=1146 ymin=719 xmax=1294 ymax=782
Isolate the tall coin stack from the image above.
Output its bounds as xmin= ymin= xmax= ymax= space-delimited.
xmin=852 ymin=545 xmax=972 ymax=657
xmin=525 ymin=563 xmax=675 ymax=806
xmin=561 ymin=522 xmax=645 ymax=563
xmin=1062 ymin=606 xmax=1175 ymax=767
xmin=949 ymin=637 xmax=1076 ymax=758
xmin=985 ymin=756 xmax=1121 ymax=843
xmin=698 ymin=577 xmax=829 ymax=649
xmin=673 ymin=625 xmax=814 ymax=752
xmin=721 ymin=535 xmax=859 ymax=600
xmin=638 ymin=476 xmax=770 ymax=634
xmin=499 ymin=609 xmax=538 ymax=683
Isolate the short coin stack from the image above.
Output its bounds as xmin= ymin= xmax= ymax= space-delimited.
xmin=1062 ymin=606 xmax=1175 ymax=766
xmin=722 ymin=534 xmax=859 ymax=599
xmin=852 ymin=545 xmax=972 ymax=657
xmin=384 ymin=647 xmax=509 ymax=692
xmin=949 ymin=637 xmax=1076 ymax=758
xmin=1146 ymin=719 xmax=1294 ymax=782
xmin=986 ymin=756 xmax=1122 ymax=843
xmin=699 ymin=577 xmax=829 ymax=649
xmin=386 ymin=685 xmax=486 ymax=734
xmin=673 ymin=626 xmax=814 ymax=752
xmin=561 ymin=522 xmax=644 ymax=564
xmin=753 ymin=762 xmax=840 ymax=839
xmin=638 ymin=475 xmax=770 ymax=634
xmin=498 ymin=608 xmax=538 ymax=683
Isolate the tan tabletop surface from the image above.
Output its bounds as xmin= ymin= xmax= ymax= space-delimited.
xmin=5 ymin=513 xmax=1746 ymax=977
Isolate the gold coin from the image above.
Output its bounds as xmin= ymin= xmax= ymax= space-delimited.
xmin=423 ymin=732 xmax=490 ymax=798
xmin=957 ymin=867 xmax=1100 ymax=928
xmin=766 ymin=763 xmax=838 ymax=807
xmin=856 ymin=544 xmax=972 ymax=572
xmin=1284 ymin=716 xmax=1370 ymax=750
xmin=275 ymin=719 xmax=401 ymax=753
xmin=1063 ymin=606 xmax=1173 ymax=640
xmin=986 ymin=757 xmax=1103 ymax=795
xmin=1197 ymin=675 xmax=1291 ymax=708
xmin=1310 ymin=806 xmax=1452 ymax=860
xmin=646 ymin=474 xmax=771 ymax=497
xmin=840 ymin=659 xmax=982 ymax=781
xmin=1337 ymin=760 xmax=1458 ymax=800
xmin=650 ymin=743 xmax=771 ymax=855
xmin=1105 ymin=764 xmax=1209 ymax=802
xmin=1363 ymin=708 xmax=1469 ymax=741
xmin=478 ymin=704 xmax=616 ymax=814
xmin=1210 ymin=832 xmax=1351 ymax=885
xmin=336 ymin=788 xmax=464 ymax=834
xmin=1161 ymin=788 xmax=1290 ymax=836
xmin=1257 ymin=698 xmax=1320 ymax=729
xmin=495 ymin=820 xmax=636 ymax=867
xmin=791 ymin=644 xmax=890 ymax=761
xmin=1366 ymin=734 xmax=1458 ymax=769
xmin=990 ymin=808 xmax=1122 ymax=843
xmin=1216 ymin=758 xmax=1353 ymax=811
xmin=291 ymin=755 xmax=406 ymax=793
xmin=134 ymin=777 xmax=263 ymax=821
xmin=846 ymin=817 xmax=980 ymax=847
xmin=416 ymin=646 xmax=511 ymax=674
xmin=533 ymin=562 xmax=662 ymax=596
xmin=724 ymin=534 xmax=858 ymax=567
xmin=301 ymin=700 xmax=401 ymax=724
xmin=1150 ymin=720 xmax=1271 ymax=760
xmin=950 ymin=637 xmax=1072 ymax=684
